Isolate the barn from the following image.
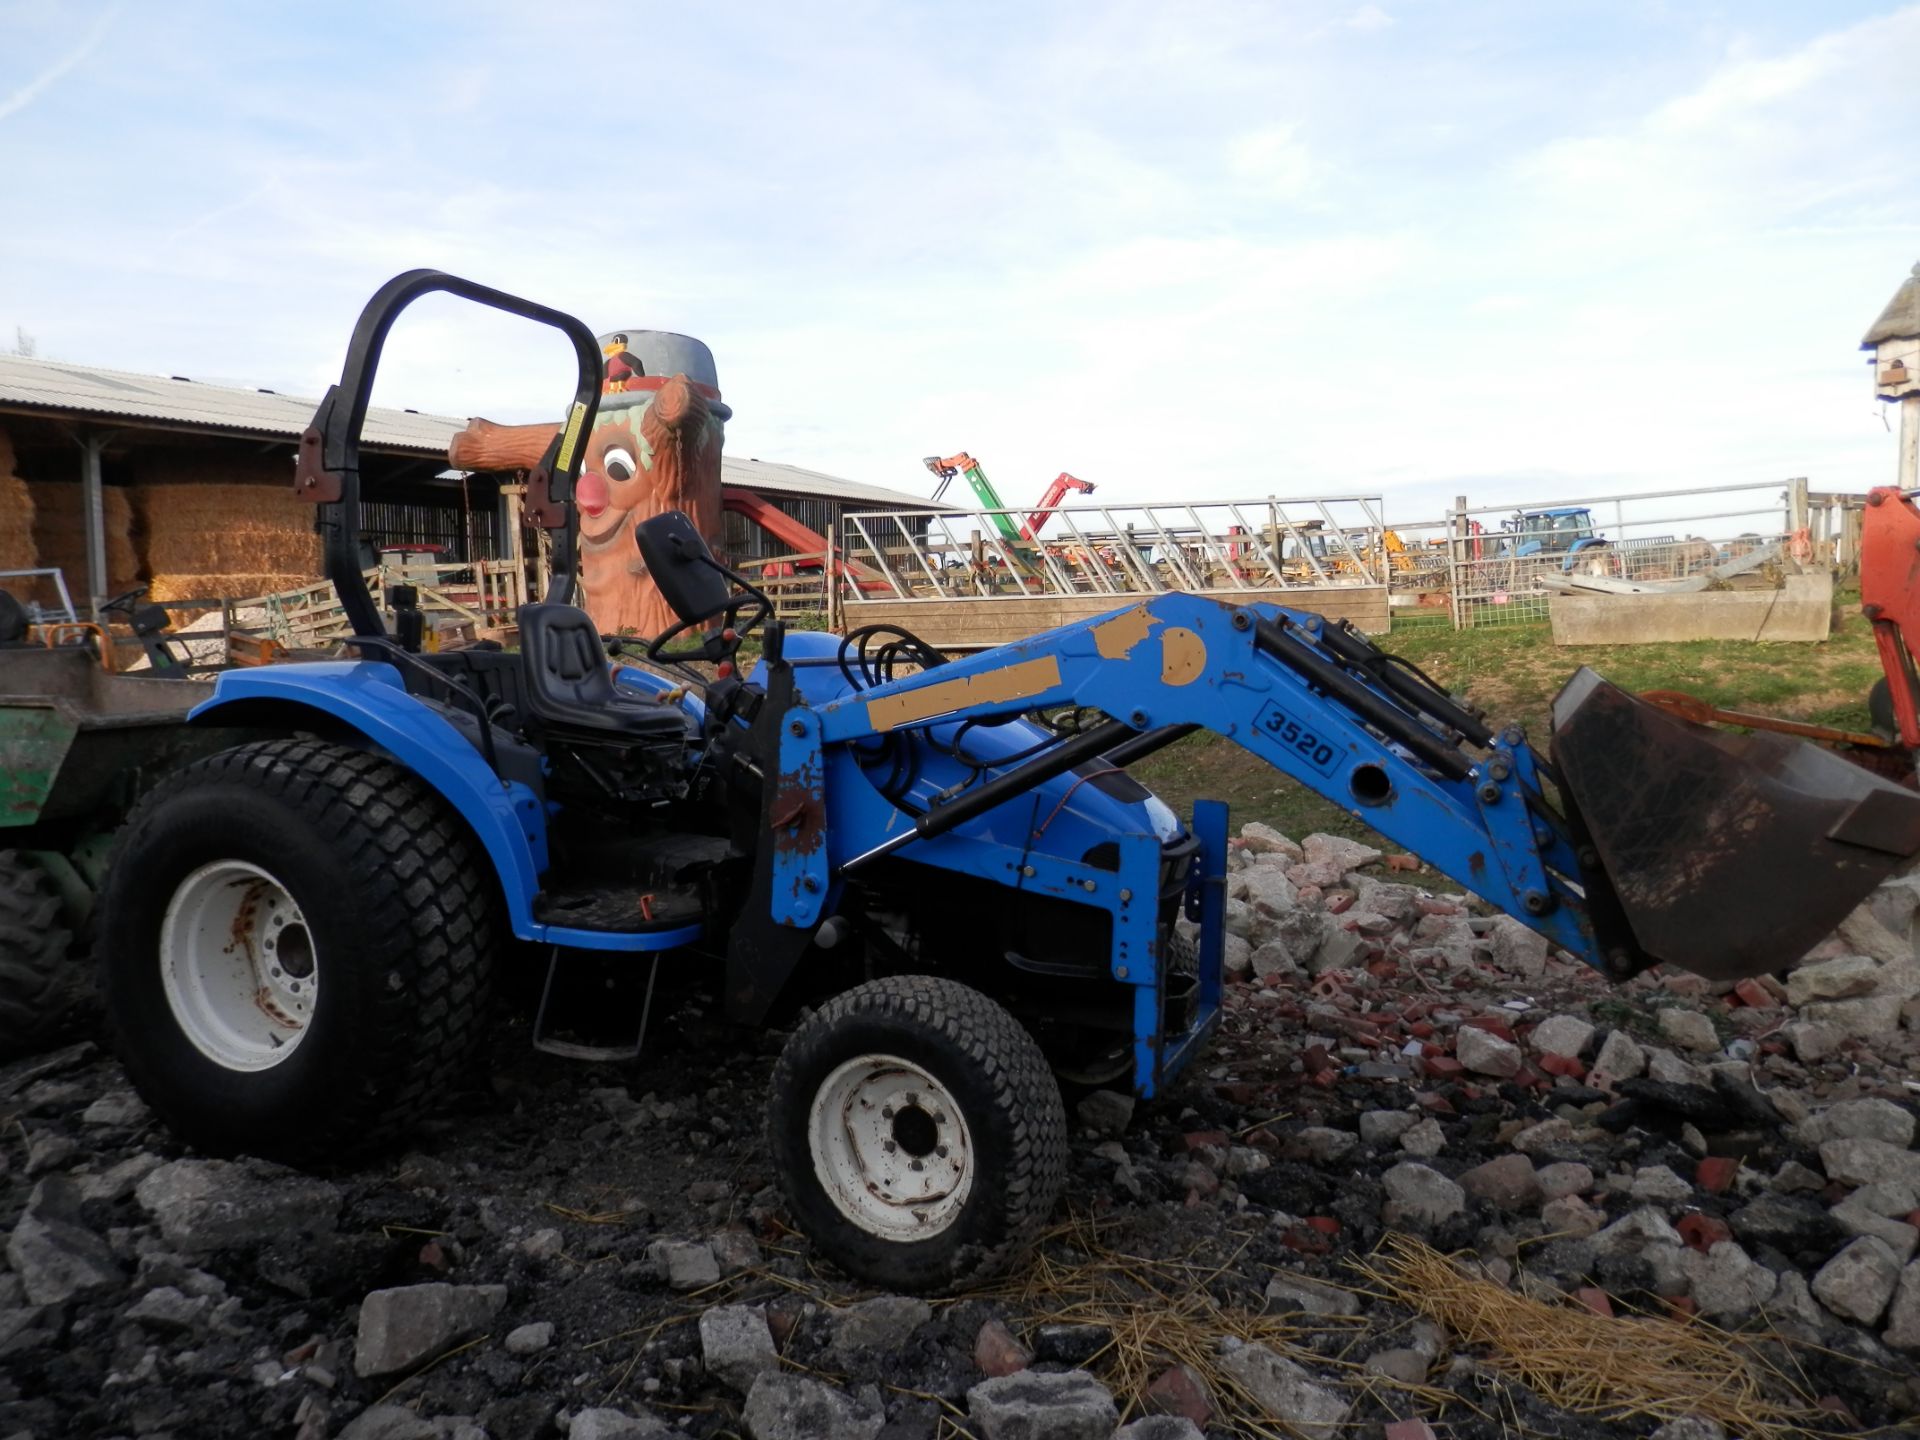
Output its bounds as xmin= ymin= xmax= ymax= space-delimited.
xmin=0 ymin=353 xmax=932 ymax=618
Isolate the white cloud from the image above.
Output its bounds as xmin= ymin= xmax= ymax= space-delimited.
xmin=0 ymin=2 xmax=119 ymax=123
xmin=1345 ymin=6 xmax=1394 ymax=33
xmin=1227 ymin=125 xmax=1316 ymax=201
xmin=1 ymin=2 xmax=1915 ymax=529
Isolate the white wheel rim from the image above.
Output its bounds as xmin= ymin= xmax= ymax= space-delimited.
xmin=159 ymin=860 xmax=319 ymax=1071
xmin=808 ymin=1053 xmax=975 ymax=1240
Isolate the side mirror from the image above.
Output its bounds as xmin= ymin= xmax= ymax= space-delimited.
xmin=635 ymin=510 xmax=732 ymax=626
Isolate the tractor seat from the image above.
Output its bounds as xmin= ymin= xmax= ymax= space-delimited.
xmin=517 ymin=603 xmax=691 ymax=743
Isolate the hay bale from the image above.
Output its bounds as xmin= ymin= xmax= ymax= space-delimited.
xmin=134 ymin=478 xmax=320 ymax=579
xmin=0 ymin=427 xmax=37 ymax=598
xmin=131 ymin=455 xmax=324 ymax=606
xmin=28 ymin=480 xmax=138 ymax=597
xmin=147 ymin=572 xmax=314 ymax=604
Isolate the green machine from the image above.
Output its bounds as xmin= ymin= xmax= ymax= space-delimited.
xmin=0 ymin=646 xmax=227 ymax=1057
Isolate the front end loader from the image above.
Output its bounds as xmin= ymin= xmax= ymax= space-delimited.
xmin=87 ymin=271 xmax=1920 ymax=1292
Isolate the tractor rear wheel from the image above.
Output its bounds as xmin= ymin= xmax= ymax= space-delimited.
xmin=0 ymin=851 xmax=88 ymax=1060
xmin=97 ymin=738 xmax=498 ymax=1163
xmin=767 ymin=976 xmax=1067 ymax=1292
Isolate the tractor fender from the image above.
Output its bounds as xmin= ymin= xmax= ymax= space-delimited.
xmin=187 ymin=662 xmax=548 ymax=936
xmin=1562 ymin=536 xmax=1611 ymax=573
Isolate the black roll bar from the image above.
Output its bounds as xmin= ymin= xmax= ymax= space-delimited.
xmin=294 ymin=269 xmax=604 ymax=640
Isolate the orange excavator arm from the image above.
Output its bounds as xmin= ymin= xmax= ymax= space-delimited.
xmin=1021 ymin=472 xmax=1095 ymax=541
xmin=1861 ymin=486 xmax=1920 ymax=749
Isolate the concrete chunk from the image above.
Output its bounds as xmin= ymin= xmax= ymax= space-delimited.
xmin=352 ymin=1283 xmax=507 ymax=1378
xmin=1217 ymin=1343 xmax=1349 ymax=1440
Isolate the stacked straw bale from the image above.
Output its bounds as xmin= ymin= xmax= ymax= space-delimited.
xmin=0 ymin=427 xmax=36 ymax=600
xmin=28 ymin=480 xmax=139 ymax=596
xmin=133 ymin=453 xmax=320 ymax=603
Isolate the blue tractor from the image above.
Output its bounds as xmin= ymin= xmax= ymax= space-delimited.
xmin=1505 ymin=506 xmax=1614 ymax=571
xmin=93 ymin=274 xmax=1920 ymax=1291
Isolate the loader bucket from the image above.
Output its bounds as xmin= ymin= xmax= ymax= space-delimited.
xmin=1551 ymin=667 xmax=1920 ymax=981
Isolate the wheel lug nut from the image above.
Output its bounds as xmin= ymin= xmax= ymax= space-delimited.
xmin=881 ymin=1107 xmax=894 ymax=1120
xmin=882 ymin=1140 xmax=896 ymax=1153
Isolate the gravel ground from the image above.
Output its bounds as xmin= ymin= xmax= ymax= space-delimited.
xmin=5 ymin=826 xmax=1920 ymax=1439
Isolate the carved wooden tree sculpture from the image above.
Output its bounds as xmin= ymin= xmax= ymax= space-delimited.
xmin=447 ymin=331 xmax=728 ymax=638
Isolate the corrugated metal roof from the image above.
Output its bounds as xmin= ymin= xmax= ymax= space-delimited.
xmin=0 ymin=353 xmax=461 ymax=452
xmin=0 ymin=354 xmax=938 ymax=507
xmin=721 ymin=457 xmax=933 ymax=509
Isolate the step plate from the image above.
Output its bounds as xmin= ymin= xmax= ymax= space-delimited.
xmin=532 ymin=884 xmax=704 ymax=934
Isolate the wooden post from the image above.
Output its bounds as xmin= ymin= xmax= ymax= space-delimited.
xmin=1788 ymin=475 xmax=1810 ymax=539
xmin=1900 ymin=394 xmax=1920 ymax=493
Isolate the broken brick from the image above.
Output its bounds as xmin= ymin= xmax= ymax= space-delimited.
xmin=1573 ymin=1287 xmax=1613 ymax=1317
xmin=1696 ymin=1157 xmax=1738 ymax=1195
xmin=1144 ymin=1363 xmax=1214 ymax=1427
xmin=1676 ymin=1213 xmax=1732 ymax=1253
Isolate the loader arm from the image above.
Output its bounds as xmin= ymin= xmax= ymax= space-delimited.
xmin=799 ymin=592 xmax=1920 ymax=983
xmin=815 ymin=593 xmax=1599 ymax=963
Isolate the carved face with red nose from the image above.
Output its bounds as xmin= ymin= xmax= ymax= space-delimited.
xmin=573 ymin=373 xmax=726 ymax=640
xmin=575 ymin=411 xmax=648 ymax=551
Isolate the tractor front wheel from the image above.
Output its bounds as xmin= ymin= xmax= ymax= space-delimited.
xmin=97 ymin=739 xmax=497 ymax=1163
xmin=767 ymin=976 xmax=1067 ymax=1292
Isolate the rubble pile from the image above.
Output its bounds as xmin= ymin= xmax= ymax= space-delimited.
xmin=3 ymin=825 xmax=1920 ymax=1437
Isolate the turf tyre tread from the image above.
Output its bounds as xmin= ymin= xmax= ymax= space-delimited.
xmin=767 ymin=974 xmax=1068 ymax=1292
xmin=0 ymin=851 xmax=80 ymax=1060
xmin=98 ymin=738 xmax=496 ymax=1162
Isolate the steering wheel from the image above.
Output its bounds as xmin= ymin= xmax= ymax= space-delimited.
xmin=645 ymin=589 xmax=771 ymax=667
xmin=99 ymin=585 xmax=148 ymax=616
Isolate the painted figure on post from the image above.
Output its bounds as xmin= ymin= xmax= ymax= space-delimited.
xmin=448 ymin=331 xmax=728 ymax=638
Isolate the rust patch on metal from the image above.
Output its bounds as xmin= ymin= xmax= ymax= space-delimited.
xmin=1160 ymin=626 xmax=1206 ymax=686
xmin=865 ymin=656 xmax=1062 ymax=731
xmin=227 ymin=879 xmax=262 ymax=967
xmin=292 ymin=426 xmax=341 ymax=503
xmin=1093 ymin=605 xmax=1154 ymax=659
xmin=254 ymin=988 xmax=302 ymax=1030
xmin=771 ymin=766 xmax=828 ymax=859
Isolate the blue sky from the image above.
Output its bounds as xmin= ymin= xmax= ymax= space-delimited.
xmin=2 ymin=1 xmax=1916 ymax=523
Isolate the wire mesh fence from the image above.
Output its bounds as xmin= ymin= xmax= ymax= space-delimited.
xmin=1441 ymin=481 xmax=1807 ymax=629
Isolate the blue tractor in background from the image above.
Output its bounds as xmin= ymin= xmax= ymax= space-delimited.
xmin=1505 ymin=505 xmax=1614 ymax=571
xmin=92 ymin=273 xmax=1920 ymax=1292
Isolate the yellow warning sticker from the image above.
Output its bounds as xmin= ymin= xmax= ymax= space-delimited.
xmin=555 ymin=401 xmax=588 ymax=473
xmin=865 ymin=656 xmax=1063 ymax=731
